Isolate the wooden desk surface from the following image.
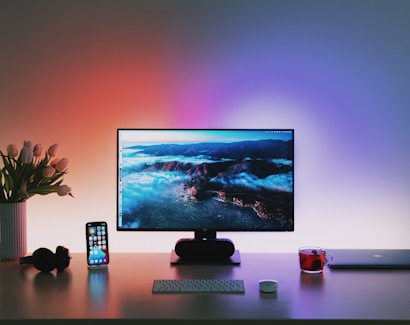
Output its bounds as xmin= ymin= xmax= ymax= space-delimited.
xmin=1 ymin=252 xmax=409 ymax=322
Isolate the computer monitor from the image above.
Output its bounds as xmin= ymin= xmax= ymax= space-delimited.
xmin=117 ymin=128 xmax=294 ymax=264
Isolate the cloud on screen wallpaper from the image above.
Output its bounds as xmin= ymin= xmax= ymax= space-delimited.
xmin=0 ymin=0 xmax=409 ymax=252
xmin=117 ymin=129 xmax=294 ymax=231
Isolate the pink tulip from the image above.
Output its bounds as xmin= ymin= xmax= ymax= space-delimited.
xmin=48 ymin=143 xmax=60 ymax=157
xmin=7 ymin=144 xmax=18 ymax=158
xmin=57 ymin=185 xmax=72 ymax=196
xmin=50 ymin=157 xmax=60 ymax=166
xmin=55 ymin=158 xmax=69 ymax=172
xmin=19 ymin=145 xmax=33 ymax=164
xmin=42 ymin=166 xmax=56 ymax=178
xmin=33 ymin=144 xmax=44 ymax=157
xmin=23 ymin=140 xmax=33 ymax=150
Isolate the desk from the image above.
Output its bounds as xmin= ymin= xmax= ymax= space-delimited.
xmin=1 ymin=252 xmax=409 ymax=323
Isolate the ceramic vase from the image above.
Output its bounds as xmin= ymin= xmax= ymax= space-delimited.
xmin=0 ymin=201 xmax=27 ymax=260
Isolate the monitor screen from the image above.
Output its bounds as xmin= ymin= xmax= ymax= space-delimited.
xmin=117 ymin=129 xmax=294 ymax=237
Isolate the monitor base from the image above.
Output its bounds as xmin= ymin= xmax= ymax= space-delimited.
xmin=170 ymin=249 xmax=241 ymax=265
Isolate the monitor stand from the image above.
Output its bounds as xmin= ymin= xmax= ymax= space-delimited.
xmin=170 ymin=230 xmax=241 ymax=265
xmin=170 ymin=249 xmax=241 ymax=265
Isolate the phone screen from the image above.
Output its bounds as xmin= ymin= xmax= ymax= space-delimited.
xmin=86 ymin=221 xmax=109 ymax=266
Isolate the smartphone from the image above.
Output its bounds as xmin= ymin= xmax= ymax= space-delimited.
xmin=86 ymin=221 xmax=109 ymax=267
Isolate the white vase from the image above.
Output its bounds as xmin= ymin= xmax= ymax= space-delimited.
xmin=0 ymin=201 xmax=27 ymax=260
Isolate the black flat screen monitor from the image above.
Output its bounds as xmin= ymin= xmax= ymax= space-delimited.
xmin=117 ymin=129 xmax=294 ymax=263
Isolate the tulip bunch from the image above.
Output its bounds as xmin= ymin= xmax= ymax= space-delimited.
xmin=0 ymin=141 xmax=73 ymax=203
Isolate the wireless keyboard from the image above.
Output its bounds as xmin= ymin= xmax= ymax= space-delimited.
xmin=152 ymin=279 xmax=245 ymax=293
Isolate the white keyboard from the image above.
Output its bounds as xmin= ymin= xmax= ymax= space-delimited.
xmin=152 ymin=279 xmax=245 ymax=293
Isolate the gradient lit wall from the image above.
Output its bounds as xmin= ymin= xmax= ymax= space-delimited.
xmin=1 ymin=0 xmax=409 ymax=253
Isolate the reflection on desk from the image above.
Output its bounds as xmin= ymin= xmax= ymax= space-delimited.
xmin=1 ymin=252 xmax=409 ymax=322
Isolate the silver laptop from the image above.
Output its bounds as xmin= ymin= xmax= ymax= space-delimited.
xmin=326 ymin=249 xmax=410 ymax=269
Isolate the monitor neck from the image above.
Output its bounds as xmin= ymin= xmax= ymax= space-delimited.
xmin=194 ymin=229 xmax=216 ymax=240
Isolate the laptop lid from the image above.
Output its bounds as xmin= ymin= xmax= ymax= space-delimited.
xmin=326 ymin=249 xmax=410 ymax=269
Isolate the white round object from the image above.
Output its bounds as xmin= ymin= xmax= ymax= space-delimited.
xmin=259 ymin=279 xmax=278 ymax=293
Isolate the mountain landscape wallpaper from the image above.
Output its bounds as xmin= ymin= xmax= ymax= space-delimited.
xmin=119 ymin=134 xmax=294 ymax=231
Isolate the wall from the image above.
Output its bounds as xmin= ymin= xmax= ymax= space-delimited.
xmin=1 ymin=0 xmax=409 ymax=253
